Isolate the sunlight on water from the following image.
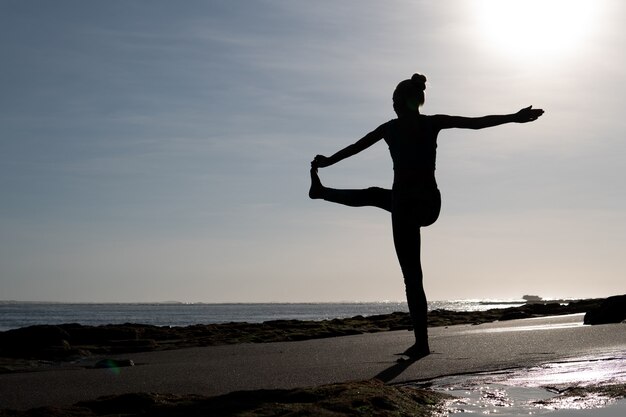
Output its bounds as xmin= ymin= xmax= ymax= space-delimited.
xmin=0 ymin=300 xmax=523 ymax=330
xmin=497 ymin=352 xmax=626 ymax=388
xmin=506 ymin=361 xmax=624 ymax=388
xmin=435 ymin=388 xmax=625 ymax=416
xmin=463 ymin=322 xmax=584 ymax=334
xmin=427 ymin=351 xmax=626 ymax=416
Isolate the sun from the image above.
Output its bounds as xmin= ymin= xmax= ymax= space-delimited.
xmin=472 ymin=0 xmax=599 ymax=61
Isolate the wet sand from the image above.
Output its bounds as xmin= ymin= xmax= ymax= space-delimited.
xmin=1 ymin=313 xmax=625 ymax=416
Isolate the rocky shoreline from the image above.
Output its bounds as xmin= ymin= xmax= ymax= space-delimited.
xmin=1 ymin=381 xmax=624 ymax=417
xmin=0 ymin=379 xmax=453 ymax=417
xmin=2 ymin=297 xmax=623 ymax=365
xmin=1 ymin=296 xmax=624 ymax=417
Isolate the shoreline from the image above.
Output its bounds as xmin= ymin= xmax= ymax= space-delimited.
xmin=1 ymin=297 xmax=624 ymax=416
xmin=0 ymin=298 xmax=608 ymax=366
xmin=1 ymin=381 xmax=624 ymax=416
xmin=0 ymin=313 xmax=624 ymax=415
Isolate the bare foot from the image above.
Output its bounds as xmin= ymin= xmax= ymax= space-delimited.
xmin=308 ymin=167 xmax=325 ymax=199
xmin=401 ymin=344 xmax=430 ymax=359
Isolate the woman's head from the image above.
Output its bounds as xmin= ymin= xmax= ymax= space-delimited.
xmin=393 ymin=73 xmax=427 ymax=117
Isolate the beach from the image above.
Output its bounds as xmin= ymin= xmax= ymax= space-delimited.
xmin=1 ymin=299 xmax=625 ymax=416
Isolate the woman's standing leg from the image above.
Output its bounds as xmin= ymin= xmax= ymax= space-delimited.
xmin=391 ymin=199 xmax=430 ymax=357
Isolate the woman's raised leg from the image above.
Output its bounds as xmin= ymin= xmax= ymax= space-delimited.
xmin=309 ymin=168 xmax=392 ymax=212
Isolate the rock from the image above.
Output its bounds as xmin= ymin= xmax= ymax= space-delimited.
xmin=0 ymin=325 xmax=71 ymax=358
xmin=67 ymin=380 xmax=452 ymax=417
xmin=583 ymin=294 xmax=626 ymax=325
xmin=566 ymin=298 xmax=604 ymax=313
xmin=524 ymin=303 xmax=566 ymax=315
xmin=109 ymin=339 xmax=157 ymax=352
xmin=499 ymin=311 xmax=532 ymax=321
xmin=63 ymin=323 xmax=140 ymax=344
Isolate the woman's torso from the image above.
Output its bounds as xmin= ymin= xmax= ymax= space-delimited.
xmin=383 ymin=115 xmax=439 ymax=189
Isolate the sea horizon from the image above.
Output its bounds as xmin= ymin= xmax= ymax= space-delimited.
xmin=0 ymin=295 xmax=583 ymax=305
xmin=0 ymin=297 xmax=595 ymax=332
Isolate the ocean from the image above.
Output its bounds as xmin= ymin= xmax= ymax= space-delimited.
xmin=0 ymin=300 xmax=526 ymax=331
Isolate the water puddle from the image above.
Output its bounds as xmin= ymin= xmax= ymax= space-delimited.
xmin=419 ymin=350 xmax=626 ymax=416
xmin=433 ymin=383 xmax=625 ymax=416
xmin=462 ymin=321 xmax=584 ymax=334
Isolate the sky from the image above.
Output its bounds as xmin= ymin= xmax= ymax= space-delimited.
xmin=1 ymin=0 xmax=625 ymax=303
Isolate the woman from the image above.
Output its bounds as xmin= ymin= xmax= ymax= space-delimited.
xmin=309 ymin=73 xmax=544 ymax=358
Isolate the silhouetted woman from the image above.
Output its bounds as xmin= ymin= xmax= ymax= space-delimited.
xmin=309 ymin=73 xmax=544 ymax=358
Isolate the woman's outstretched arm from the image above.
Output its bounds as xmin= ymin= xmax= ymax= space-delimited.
xmin=434 ymin=106 xmax=544 ymax=130
xmin=313 ymin=125 xmax=385 ymax=168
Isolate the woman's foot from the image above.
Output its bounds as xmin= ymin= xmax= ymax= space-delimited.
xmin=402 ymin=343 xmax=430 ymax=359
xmin=308 ymin=167 xmax=325 ymax=199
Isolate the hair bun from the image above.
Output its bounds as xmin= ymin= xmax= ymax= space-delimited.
xmin=411 ymin=73 xmax=427 ymax=90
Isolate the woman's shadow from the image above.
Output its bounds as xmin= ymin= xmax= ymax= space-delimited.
xmin=373 ymin=354 xmax=426 ymax=383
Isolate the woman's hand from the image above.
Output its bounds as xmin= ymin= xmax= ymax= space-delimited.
xmin=514 ymin=106 xmax=544 ymax=123
xmin=311 ymin=154 xmax=331 ymax=168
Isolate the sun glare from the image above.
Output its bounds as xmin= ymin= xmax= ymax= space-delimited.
xmin=473 ymin=0 xmax=599 ymax=61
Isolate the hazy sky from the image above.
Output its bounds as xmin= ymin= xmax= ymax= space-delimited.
xmin=1 ymin=0 xmax=625 ymax=302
